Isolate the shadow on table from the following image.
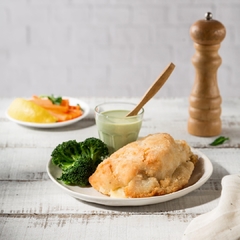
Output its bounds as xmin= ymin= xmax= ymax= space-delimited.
xmin=21 ymin=118 xmax=96 ymax=132
xmin=83 ymin=162 xmax=229 ymax=213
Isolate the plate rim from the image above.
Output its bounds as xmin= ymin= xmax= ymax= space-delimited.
xmin=6 ymin=97 xmax=90 ymax=128
xmin=46 ymin=148 xmax=213 ymax=206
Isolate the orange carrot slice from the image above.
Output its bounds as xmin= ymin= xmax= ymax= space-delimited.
xmin=29 ymin=95 xmax=83 ymax=122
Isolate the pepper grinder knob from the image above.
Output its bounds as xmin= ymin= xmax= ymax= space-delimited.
xmin=205 ymin=12 xmax=212 ymax=20
xmin=188 ymin=12 xmax=226 ymax=137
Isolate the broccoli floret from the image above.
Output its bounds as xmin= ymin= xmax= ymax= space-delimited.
xmin=80 ymin=137 xmax=109 ymax=165
xmin=51 ymin=140 xmax=82 ymax=171
xmin=57 ymin=157 xmax=95 ymax=187
xmin=51 ymin=137 xmax=109 ymax=186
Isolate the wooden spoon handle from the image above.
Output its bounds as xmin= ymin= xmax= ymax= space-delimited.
xmin=127 ymin=62 xmax=175 ymax=117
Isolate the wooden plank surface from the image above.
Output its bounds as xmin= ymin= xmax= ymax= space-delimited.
xmin=0 ymin=97 xmax=240 ymax=240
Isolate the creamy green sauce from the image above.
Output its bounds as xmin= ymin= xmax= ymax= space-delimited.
xmin=96 ymin=110 xmax=142 ymax=153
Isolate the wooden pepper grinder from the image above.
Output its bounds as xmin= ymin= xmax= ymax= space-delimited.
xmin=188 ymin=12 xmax=226 ymax=137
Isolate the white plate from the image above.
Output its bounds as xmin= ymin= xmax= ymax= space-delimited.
xmin=6 ymin=97 xmax=90 ymax=128
xmin=46 ymin=148 xmax=213 ymax=206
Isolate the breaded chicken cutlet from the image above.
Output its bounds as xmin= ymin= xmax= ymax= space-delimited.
xmin=89 ymin=133 xmax=198 ymax=198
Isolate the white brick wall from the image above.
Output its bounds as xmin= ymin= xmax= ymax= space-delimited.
xmin=0 ymin=0 xmax=239 ymax=98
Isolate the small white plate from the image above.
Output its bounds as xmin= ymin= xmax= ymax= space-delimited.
xmin=6 ymin=97 xmax=90 ymax=128
xmin=46 ymin=148 xmax=213 ymax=206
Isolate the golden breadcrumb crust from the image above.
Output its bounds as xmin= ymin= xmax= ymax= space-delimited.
xmin=89 ymin=133 xmax=198 ymax=198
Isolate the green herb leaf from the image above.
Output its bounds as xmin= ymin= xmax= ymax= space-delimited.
xmin=40 ymin=94 xmax=62 ymax=105
xmin=209 ymin=136 xmax=229 ymax=146
xmin=48 ymin=95 xmax=62 ymax=105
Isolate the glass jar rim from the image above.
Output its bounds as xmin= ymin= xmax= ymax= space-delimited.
xmin=94 ymin=102 xmax=144 ymax=118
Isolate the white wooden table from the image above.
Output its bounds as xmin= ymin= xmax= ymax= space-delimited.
xmin=0 ymin=97 xmax=240 ymax=240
